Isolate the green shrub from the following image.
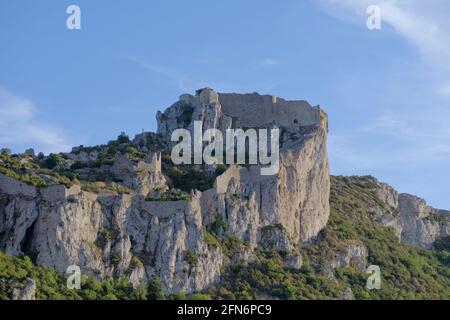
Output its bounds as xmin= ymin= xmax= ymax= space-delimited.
xmin=434 ymin=236 xmax=450 ymax=252
xmin=117 ymin=132 xmax=130 ymax=144
xmin=189 ymin=293 xmax=212 ymax=300
xmin=42 ymin=153 xmax=63 ymax=169
xmin=0 ymin=148 xmax=11 ymax=156
xmin=148 ymin=276 xmax=164 ymax=300
xmin=203 ymin=229 xmax=221 ymax=249
xmin=82 ymin=182 xmax=132 ymax=194
xmin=0 ymin=252 xmax=153 ymax=300
xmin=163 ymin=164 xmax=217 ymax=192
xmin=145 ymin=189 xmax=191 ymax=202
xmin=185 ymin=251 xmax=198 ymax=268
xmin=0 ymin=166 xmax=48 ymax=187
xmin=177 ymin=106 xmax=194 ymax=128
xmin=209 ymin=213 xmax=226 ymax=236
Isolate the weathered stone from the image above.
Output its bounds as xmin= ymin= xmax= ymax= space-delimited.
xmin=0 ymin=173 xmax=37 ymax=198
xmin=331 ymin=241 xmax=368 ymax=273
xmin=369 ymin=177 xmax=450 ymax=249
xmin=11 ymin=278 xmax=36 ymax=300
xmin=161 ymin=89 xmax=330 ymax=245
xmin=259 ymin=225 xmax=293 ymax=253
xmin=283 ymin=254 xmax=303 ymax=270
xmin=41 ymin=184 xmax=81 ymax=202
xmin=398 ymin=193 xmax=450 ymax=248
xmin=340 ymin=287 xmax=354 ymax=300
xmin=111 ymin=152 xmax=167 ymax=196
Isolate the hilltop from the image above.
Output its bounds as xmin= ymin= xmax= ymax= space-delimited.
xmin=0 ymin=89 xmax=448 ymax=300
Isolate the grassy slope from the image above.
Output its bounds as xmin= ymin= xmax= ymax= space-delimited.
xmin=0 ymin=176 xmax=449 ymax=300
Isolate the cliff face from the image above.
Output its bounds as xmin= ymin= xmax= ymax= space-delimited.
xmin=0 ymin=170 xmax=223 ymax=294
xmin=1 ymin=89 xmax=447 ymax=297
xmin=158 ymin=88 xmax=330 ymax=245
xmin=0 ymin=88 xmax=330 ymax=294
xmin=347 ymin=176 xmax=450 ymax=249
xmin=397 ymin=194 xmax=449 ymax=248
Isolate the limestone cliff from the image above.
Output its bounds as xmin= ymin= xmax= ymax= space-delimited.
xmin=157 ymin=88 xmax=330 ymax=245
xmin=346 ymin=176 xmax=450 ymax=249
xmin=0 ymin=88 xmax=330 ymax=294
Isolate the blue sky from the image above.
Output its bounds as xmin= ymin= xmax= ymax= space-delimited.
xmin=1 ymin=0 xmax=450 ymax=208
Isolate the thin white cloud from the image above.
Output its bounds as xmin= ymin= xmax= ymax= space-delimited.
xmin=317 ymin=1 xmax=450 ymax=67
xmin=260 ymin=58 xmax=281 ymax=67
xmin=316 ymin=0 xmax=450 ymax=169
xmin=123 ymin=56 xmax=195 ymax=92
xmin=0 ymin=88 xmax=71 ymax=154
xmin=122 ymin=56 xmax=285 ymax=95
xmin=330 ymin=108 xmax=450 ymax=171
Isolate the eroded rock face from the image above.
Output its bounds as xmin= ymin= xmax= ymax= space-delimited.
xmin=331 ymin=241 xmax=368 ymax=272
xmin=110 ymin=152 xmax=167 ymax=196
xmin=324 ymin=240 xmax=368 ymax=280
xmin=340 ymin=287 xmax=354 ymax=300
xmin=0 ymin=175 xmax=223 ymax=294
xmin=32 ymin=191 xmax=104 ymax=276
xmin=158 ymin=88 xmax=330 ymax=245
xmin=283 ymin=254 xmax=303 ymax=270
xmin=369 ymin=178 xmax=450 ymax=249
xmin=128 ymin=193 xmax=223 ymax=293
xmin=397 ymin=194 xmax=450 ymax=249
xmin=0 ymin=190 xmax=39 ymax=256
xmin=10 ymin=278 xmax=36 ymax=300
xmin=0 ymin=88 xmax=330 ymax=294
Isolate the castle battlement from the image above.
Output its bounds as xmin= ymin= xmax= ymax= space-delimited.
xmin=177 ymin=88 xmax=323 ymax=130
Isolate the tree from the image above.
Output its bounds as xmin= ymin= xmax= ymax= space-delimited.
xmin=43 ymin=153 xmax=63 ymax=169
xmin=117 ymin=132 xmax=130 ymax=144
xmin=147 ymin=276 xmax=164 ymax=300
xmin=0 ymin=148 xmax=11 ymax=156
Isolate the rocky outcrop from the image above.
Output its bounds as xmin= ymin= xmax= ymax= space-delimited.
xmin=66 ymin=148 xmax=100 ymax=163
xmin=283 ymin=254 xmax=303 ymax=270
xmin=340 ymin=287 xmax=354 ymax=300
xmin=0 ymin=174 xmax=223 ymax=294
xmin=331 ymin=241 xmax=368 ymax=272
xmin=397 ymin=194 xmax=450 ymax=249
xmin=1 ymin=171 xmax=219 ymax=293
xmin=0 ymin=88 xmax=330 ymax=294
xmin=159 ymin=88 xmax=330 ymax=246
xmin=368 ymin=177 xmax=450 ymax=249
xmin=0 ymin=179 xmax=39 ymax=256
xmin=323 ymin=240 xmax=368 ymax=280
xmin=110 ymin=152 xmax=167 ymax=196
xmin=10 ymin=278 xmax=36 ymax=300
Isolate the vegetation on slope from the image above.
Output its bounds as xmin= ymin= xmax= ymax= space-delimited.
xmin=0 ymin=251 xmax=213 ymax=300
xmin=0 ymin=175 xmax=448 ymax=300
xmin=0 ymin=149 xmax=77 ymax=188
xmin=0 ymin=251 xmax=167 ymax=300
xmin=207 ymin=176 xmax=450 ymax=300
